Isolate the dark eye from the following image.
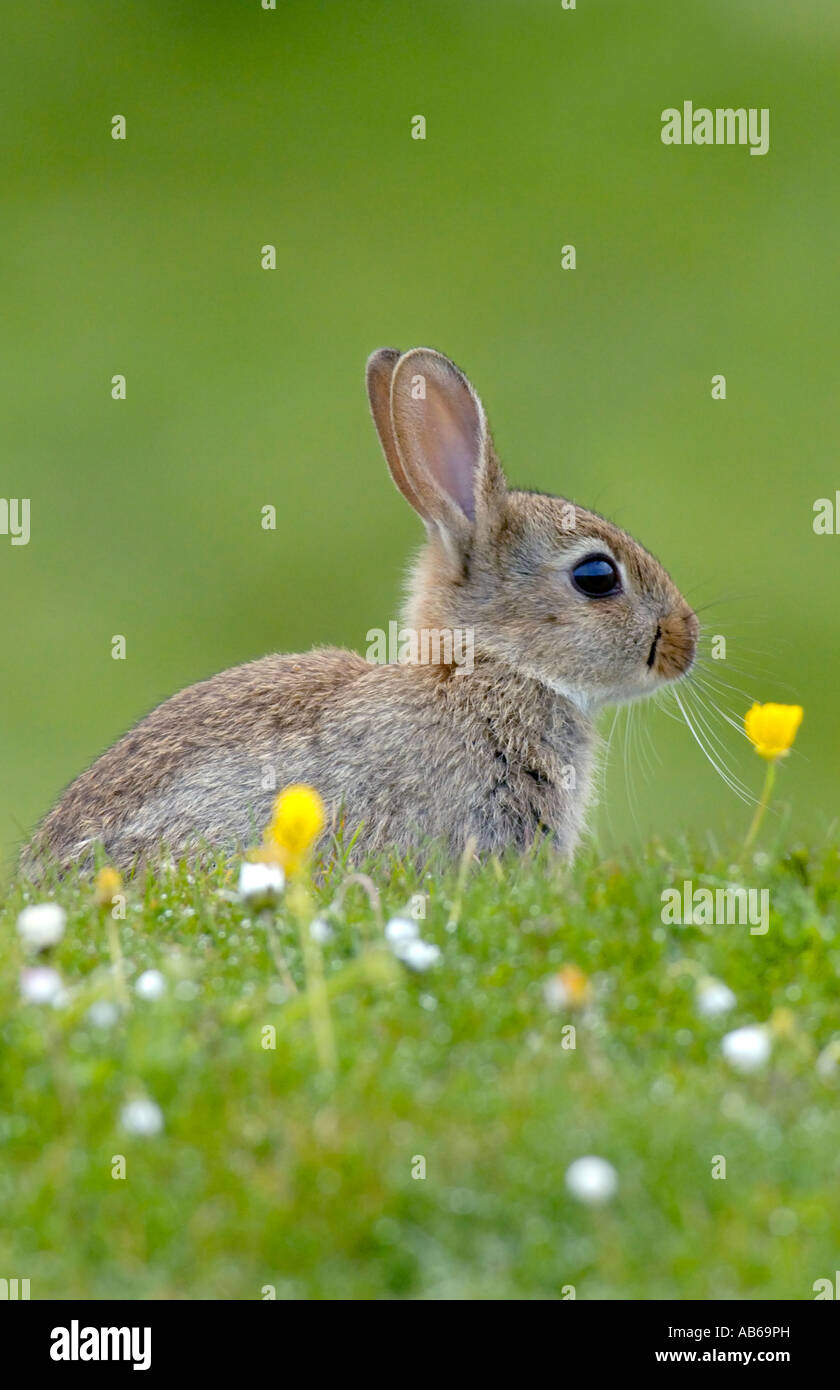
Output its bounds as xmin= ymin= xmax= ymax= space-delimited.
xmin=570 ymin=553 xmax=621 ymax=597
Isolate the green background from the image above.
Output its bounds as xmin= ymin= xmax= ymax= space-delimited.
xmin=2 ymin=0 xmax=837 ymax=874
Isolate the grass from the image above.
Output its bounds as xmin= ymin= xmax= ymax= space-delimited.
xmin=1 ymin=835 xmax=839 ymax=1300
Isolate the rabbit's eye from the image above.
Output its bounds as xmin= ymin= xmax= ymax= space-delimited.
xmin=571 ymin=554 xmax=621 ymax=597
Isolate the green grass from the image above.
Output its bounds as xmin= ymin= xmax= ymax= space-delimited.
xmin=2 ymin=837 xmax=839 ymax=1300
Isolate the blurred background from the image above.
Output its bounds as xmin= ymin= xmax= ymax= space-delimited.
xmin=1 ymin=0 xmax=837 ymax=875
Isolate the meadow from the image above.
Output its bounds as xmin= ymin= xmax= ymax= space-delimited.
xmin=2 ymin=829 xmax=838 ymax=1300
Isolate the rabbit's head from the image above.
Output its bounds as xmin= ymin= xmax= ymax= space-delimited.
xmin=367 ymin=347 xmax=698 ymax=710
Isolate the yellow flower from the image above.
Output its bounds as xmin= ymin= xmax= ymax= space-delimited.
xmin=94 ymin=866 xmax=123 ymax=907
xmin=545 ymin=964 xmax=592 ymax=1011
xmin=559 ymin=965 xmax=591 ymax=1006
xmin=770 ymin=1007 xmax=796 ymax=1039
xmin=744 ymin=703 xmax=803 ymax=760
xmin=264 ymin=784 xmax=325 ymax=873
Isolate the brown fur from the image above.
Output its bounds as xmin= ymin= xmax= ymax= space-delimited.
xmin=22 ymin=347 xmax=698 ymax=878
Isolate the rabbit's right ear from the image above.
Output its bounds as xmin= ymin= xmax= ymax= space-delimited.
xmin=386 ymin=348 xmax=506 ymax=557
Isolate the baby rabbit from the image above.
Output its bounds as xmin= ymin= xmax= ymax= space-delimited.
xmin=24 ymin=347 xmax=698 ymax=876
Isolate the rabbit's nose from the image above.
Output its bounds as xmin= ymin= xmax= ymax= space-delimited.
xmin=651 ymin=608 xmax=698 ymax=680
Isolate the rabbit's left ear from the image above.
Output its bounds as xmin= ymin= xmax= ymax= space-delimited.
xmin=367 ymin=348 xmax=428 ymax=520
xmin=387 ymin=348 xmax=507 ymax=554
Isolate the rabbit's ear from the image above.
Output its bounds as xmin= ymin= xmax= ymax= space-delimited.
xmin=366 ymin=348 xmax=428 ymax=520
xmin=388 ymin=348 xmax=506 ymax=552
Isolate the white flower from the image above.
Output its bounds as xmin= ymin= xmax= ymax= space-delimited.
xmin=816 ymin=1040 xmax=840 ymax=1081
xmin=722 ymin=1024 xmax=771 ymax=1073
xmin=20 ymin=966 xmax=64 ymax=1004
xmin=121 ymin=1098 xmax=164 ymax=1136
xmin=399 ymin=939 xmax=441 ymax=972
xmin=309 ymin=916 xmax=334 ymax=944
xmin=385 ymin=916 xmax=420 ymax=950
xmin=384 ymin=918 xmax=439 ymax=970
xmin=237 ymin=861 xmax=284 ymax=904
xmin=17 ymin=902 xmax=66 ymax=951
xmin=135 ymin=969 xmax=166 ymax=1001
xmin=543 ymin=975 xmax=569 ymax=1011
xmin=696 ymin=979 xmax=736 ymax=1017
xmin=87 ymin=1000 xmax=120 ymax=1029
xmin=565 ymin=1156 xmax=618 ymax=1206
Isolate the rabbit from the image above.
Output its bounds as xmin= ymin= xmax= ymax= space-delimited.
xmin=22 ymin=347 xmax=698 ymax=878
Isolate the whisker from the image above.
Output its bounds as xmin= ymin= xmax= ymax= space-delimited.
xmin=691 ymin=676 xmax=755 ymax=737
xmin=683 ymin=686 xmax=755 ymax=798
xmin=623 ymin=702 xmax=642 ymax=833
xmin=639 ymin=701 xmax=662 ymax=771
xmin=672 ymin=686 xmax=756 ymax=805
xmin=684 ymin=685 xmax=736 ymax=761
xmin=692 ymin=667 xmax=758 ymax=709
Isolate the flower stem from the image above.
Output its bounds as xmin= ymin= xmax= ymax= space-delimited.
xmin=744 ymin=760 xmax=776 ymax=852
xmin=446 ymin=834 xmax=478 ymax=933
xmin=290 ymin=879 xmax=336 ymax=1073
xmin=105 ymin=913 xmax=130 ymax=1009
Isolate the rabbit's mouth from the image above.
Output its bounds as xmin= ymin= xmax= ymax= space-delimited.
xmin=648 ymin=608 xmax=699 ymax=682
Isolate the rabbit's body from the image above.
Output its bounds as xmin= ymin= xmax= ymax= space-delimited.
xmin=26 ymin=645 xmax=593 ymax=872
xmin=24 ymin=346 xmax=697 ymax=877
